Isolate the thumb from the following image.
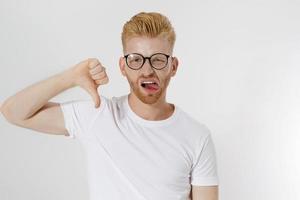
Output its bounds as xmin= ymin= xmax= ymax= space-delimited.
xmin=85 ymin=83 xmax=101 ymax=108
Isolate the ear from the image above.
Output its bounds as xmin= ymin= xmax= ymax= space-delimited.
xmin=119 ymin=56 xmax=127 ymax=76
xmin=170 ymin=57 xmax=179 ymax=77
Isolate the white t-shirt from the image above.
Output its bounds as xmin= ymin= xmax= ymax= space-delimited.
xmin=60 ymin=94 xmax=219 ymax=200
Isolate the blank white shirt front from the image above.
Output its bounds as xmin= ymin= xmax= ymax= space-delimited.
xmin=60 ymin=94 xmax=219 ymax=200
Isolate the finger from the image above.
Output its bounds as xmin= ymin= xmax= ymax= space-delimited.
xmin=84 ymin=83 xmax=101 ymax=108
xmin=94 ymin=96 xmax=101 ymax=108
xmin=91 ymin=72 xmax=106 ymax=80
xmin=95 ymin=77 xmax=109 ymax=85
xmin=89 ymin=66 xmax=105 ymax=75
xmin=88 ymin=59 xmax=101 ymax=69
xmin=89 ymin=62 xmax=100 ymax=70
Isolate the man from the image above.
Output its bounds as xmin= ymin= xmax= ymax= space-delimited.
xmin=1 ymin=12 xmax=219 ymax=200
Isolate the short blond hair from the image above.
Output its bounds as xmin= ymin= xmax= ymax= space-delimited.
xmin=121 ymin=12 xmax=176 ymax=51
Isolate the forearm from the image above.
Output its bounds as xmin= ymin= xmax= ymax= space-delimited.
xmin=191 ymin=186 xmax=218 ymax=200
xmin=1 ymin=68 xmax=76 ymax=121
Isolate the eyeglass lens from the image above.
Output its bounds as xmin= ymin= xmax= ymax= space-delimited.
xmin=126 ymin=54 xmax=168 ymax=69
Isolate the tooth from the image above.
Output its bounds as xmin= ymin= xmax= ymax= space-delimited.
xmin=143 ymin=81 xmax=155 ymax=83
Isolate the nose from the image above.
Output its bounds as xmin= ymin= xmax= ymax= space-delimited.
xmin=141 ymin=58 xmax=154 ymax=75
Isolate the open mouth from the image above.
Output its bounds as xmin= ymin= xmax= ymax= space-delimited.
xmin=140 ymin=80 xmax=160 ymax=91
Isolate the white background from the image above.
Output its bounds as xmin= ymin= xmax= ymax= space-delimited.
xmin=0 ymin=0 xmax=299 ymax=200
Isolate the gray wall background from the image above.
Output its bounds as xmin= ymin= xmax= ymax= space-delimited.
xmin=0 ymin=0 xmax=299 ymax=200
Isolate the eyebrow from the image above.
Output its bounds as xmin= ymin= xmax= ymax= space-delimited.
xmin=125 ymin=52 xmax=170 ymax=56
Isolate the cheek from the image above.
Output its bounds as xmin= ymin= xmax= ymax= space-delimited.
xmin=157 ymin=68 xmax=172 ymax=81
xmin=160 ymin=63 xmax=174 ymax=75
xmin=125 ymin=70 xmax=139 ymax=82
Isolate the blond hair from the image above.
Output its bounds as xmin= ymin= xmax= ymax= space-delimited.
xmin=121 ymin=12 xmax=176 ymax=51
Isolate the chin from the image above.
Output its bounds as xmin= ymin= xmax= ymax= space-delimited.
xmin=138 ymin=94 xmax=161 ymax=105
xmin=137 ymin=88 xmax=162 ymax=105
xmin=127 ymin=76 xmax=169 ymax=105
xmin=132 ymin=85 xmax=164 ymax=105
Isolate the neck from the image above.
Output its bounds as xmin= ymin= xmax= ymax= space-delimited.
xmin=128 ymin=92 xmax=175 ymax=121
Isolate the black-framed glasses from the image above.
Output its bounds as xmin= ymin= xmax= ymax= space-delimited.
xmin=124 ymin=53 xmax=172 ymax=70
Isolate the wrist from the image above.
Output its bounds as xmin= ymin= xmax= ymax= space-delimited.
xmin=60 ymin=68 xmax=77 ymax=89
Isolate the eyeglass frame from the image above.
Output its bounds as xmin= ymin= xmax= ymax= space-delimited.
xmin=123 ymin=52 xmax=173 ymax=70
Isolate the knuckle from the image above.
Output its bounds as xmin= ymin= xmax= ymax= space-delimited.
xmin=89 ymin=63 xmax=99 ymax=69
xmin=92 ymin=74 xmax=100 ymax=79
xmin=88 ymin=58 xmax=101 ymax=68
xmin=95 ymin=80 xmax=101 ymax=84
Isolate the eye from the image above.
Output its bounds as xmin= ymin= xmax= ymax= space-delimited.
xmin=133 ymin=57 xmax=142 ymax=62
xmin=128 ymin=55 xmax=143 ymax=63
xmin=152 ymin=58 xmax=164 ymax=62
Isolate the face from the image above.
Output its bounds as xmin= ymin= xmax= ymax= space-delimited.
xmin=119 ymin=36 xmax=179 ymax=105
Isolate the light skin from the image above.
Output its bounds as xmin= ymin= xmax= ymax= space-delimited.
xmin=119 ymin=36 xmax=179 ymax=121
xmin=0 ymin=35 xmax=218 ymax=200
xmin=120 ymin=36 xmax=218 ymax=200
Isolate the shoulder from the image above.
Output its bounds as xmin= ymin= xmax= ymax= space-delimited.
xmin=60 ymin=95 xmax=111 ymax=114
xmin=103 ymin=94 xmax=126 ymax=109
xmin=69 ymin=94 xmax=126 ymax=111
xmin=176 ymin=107 xmax=212 ymax=139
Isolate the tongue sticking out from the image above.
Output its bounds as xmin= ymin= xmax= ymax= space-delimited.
xmin=145 ymin=83 xmax=159 ymax=90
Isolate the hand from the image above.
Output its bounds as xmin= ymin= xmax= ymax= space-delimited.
xmin=71 ymin=58 xmax=109 ymax=108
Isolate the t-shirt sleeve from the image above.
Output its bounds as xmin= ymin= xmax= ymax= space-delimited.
xmin=190 ymin=132 xmax=219 ymax=186
xmin=59 ymin=95 xmax=107 ymax=139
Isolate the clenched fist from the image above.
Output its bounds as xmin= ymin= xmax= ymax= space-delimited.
xmin=71 ymin=58 xmax=109 ymax=108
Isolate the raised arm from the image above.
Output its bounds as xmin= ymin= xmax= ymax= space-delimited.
xmin=0 ymin=58 xmax=109 ymax=136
